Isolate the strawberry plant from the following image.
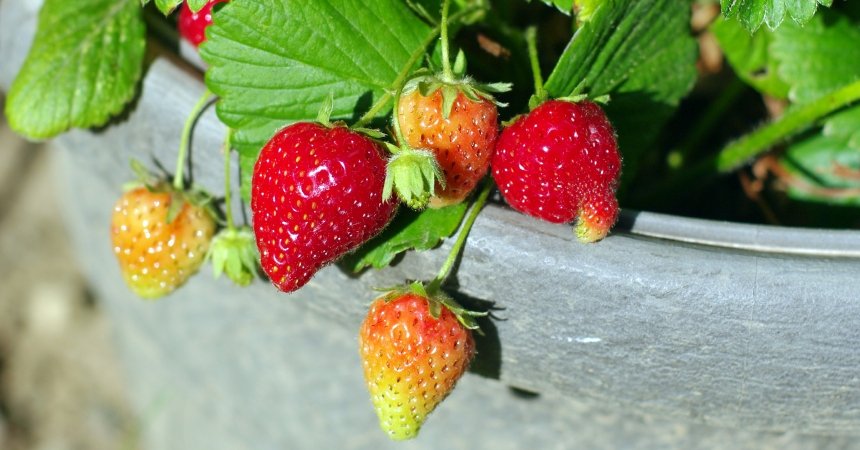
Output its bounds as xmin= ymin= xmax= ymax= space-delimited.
xmin=5 ymin=0 xmax=860 ymax=442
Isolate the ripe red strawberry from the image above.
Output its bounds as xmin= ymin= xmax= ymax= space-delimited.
xmin=251 ymin=122 xmax=396 ymax=293
xmin=178 ymin=0 xmax=229 ymax=48
xmin=492 ymin=99 xmax=621 ymax=242
xmin=359 ymin=291 xmax=475 ymax=440
xmin=111 ymin=185 xmax=216 ymax=299
xmin=397 ymin=87 xmax=499 ymax=208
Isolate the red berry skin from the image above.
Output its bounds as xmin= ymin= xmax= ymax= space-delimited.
xmin=491 ymin=100 xmax=621 ymax=242
xmin=359 ymin=293 xmax=475 ymax=440
xmin=178 ymin=0 xmax=229 ymax=48
xmin=251 ymin=122 xmax=396 ymax=293
xmin=398 ymin=89 xmax=499 ymax=208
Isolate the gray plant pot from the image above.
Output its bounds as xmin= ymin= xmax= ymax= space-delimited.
xmin=2 ymin=1 xmax=859 ymax=448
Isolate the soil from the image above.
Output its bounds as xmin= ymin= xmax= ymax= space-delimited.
xmin=0 ymin=98 xmax=137 ymax=450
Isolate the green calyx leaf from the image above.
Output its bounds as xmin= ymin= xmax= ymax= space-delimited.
xmin=207 ymin=226 xmax=260 ymax=287
xmin=379 ymin=281 xmax=486 ymax=331
xmin=405 ymin=72 xmax=511 ymax=119
xmin=720 ymin=0 xmax=833 ymax=32
xmin=574 ymin=0 xmax=598 ymax=22
xmin=6 ymin=0 xmax=146 ymax=139
xmin=384 ymin=147 xmax=445 ymax=210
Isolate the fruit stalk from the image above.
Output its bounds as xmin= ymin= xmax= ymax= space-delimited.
xmin=352 ymin=3 xmax=485 ymax=129
xmin=525 ymin=26 xmax=546 ymax=103
xmin=175 ymin=89 xmax=214 ymax=190
xmin=440 ymin=0 xmax=454 ymax=81
xmin=428 ymin=179 xmax=494 ymax=291
xmin=222 ymin=128 xmax=236 ymax=231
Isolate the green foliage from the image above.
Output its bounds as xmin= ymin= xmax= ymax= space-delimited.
xmin=720 ymin=0 xmax=833 ymax=32
xmin=5 ymin=0 xmax=145 ymax=139
xmin=532 ymin=0 xmax=573 ymax=14
xmin=341 ymin=204 xmax=469 ymax=272
xmin=544 ymin=0 xmax=698 ymax=185
xmin=199 ymin=0 xmax=433 ymax=200
xmin=710 ymin=17 xmax=790 ymax=98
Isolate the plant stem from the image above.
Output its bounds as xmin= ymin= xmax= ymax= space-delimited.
xmin=223 ymin=128 xmax=235 ymax=231
xmin=440 ymin=0 xmax=454 ymax=81
xmin=352 ymin=4 xmax=482 ymax=129
xmin=716 ymin=79 xmax=860 ymax=172
xmin=391 ymin=84 xmax=408 ymax=147
xmin=428 ymin=179 xmax=494 ymax=290
xmin=174 ymin=89 xmax=213 ymax=190
xmin=525 ymin=26 xmax=544 ymax=98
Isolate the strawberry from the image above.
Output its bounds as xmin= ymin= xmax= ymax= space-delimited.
xmin=492 ymin=99 xmax=621 ymax=242
xmin=111 ymin=184 xmax=216 ymax=299
xmin=359 ymin=286 xmax=477 ymax=440
xmin=396 ymin=85 xmax=500 ymax=208
xmin=251 ymin=122 xmax=396 ymax=293
xmin=178 ymin=0 xmax=229 ymax=48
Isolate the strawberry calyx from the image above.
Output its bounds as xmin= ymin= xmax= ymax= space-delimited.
xmin=377 ymin=281 xmax=485 ymax=331
xmin=382 ymin=143 xmax=444 ymax=209
xmin=126 ymin=160 xmax=216 ymax=224
xmin=206 ymin=225 xmax=260 ymax=286
xmin=404 ymin=67 xmax=511 ymax=119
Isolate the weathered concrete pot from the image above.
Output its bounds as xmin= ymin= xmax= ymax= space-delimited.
xmin=2 ymin=1 xmax=859 ymax=448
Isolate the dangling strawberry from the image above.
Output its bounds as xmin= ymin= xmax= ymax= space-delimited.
xmin=178 ymin=0 xmax=229 ymax=48
xmin=386 ymin=0 xmax=509 ymax=209
xmin=492 ymin=99 xmax=622 ymax=242
xmin=251 ymin=122 xmax=396 ymax=293
xmin=359 ymin=283 xmax=481 ymax=440
xmin=111 ymin=181 xmax=216 ymax=299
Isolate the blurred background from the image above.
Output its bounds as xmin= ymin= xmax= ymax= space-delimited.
xmin=0 ymin=96 xmax=137 ymax=450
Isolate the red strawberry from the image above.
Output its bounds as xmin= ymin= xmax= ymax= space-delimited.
xmin=251 ymin=122 xmax=396 ymax=293
xmin=178 ymin=0 xmax=229 ymax=48
xmin=492 ymin=99 xmax=621 ymax=242
xmin=397 ymin=87 xmax=500 ymax=208
xmin=111 ymin=185 xmax=216 ymax=299
xmin=359 ymin=290 xmax=475 ymax=440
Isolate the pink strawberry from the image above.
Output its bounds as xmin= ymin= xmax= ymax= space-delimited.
xmin=359 ymin=289 xmax=476 ymax=440
xmin=178 ymin=0 xmax=229 ymax=48
xmin=492 ymin=99 xmax=621 ymax=242
xmin=251 ymin=122 xmax=396 ymax=292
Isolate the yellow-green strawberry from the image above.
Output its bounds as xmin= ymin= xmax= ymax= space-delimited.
xmin=359 ymin=287 xmax=477 ymax=440
xmin=111 ymin=184 xmax=216 ymax=299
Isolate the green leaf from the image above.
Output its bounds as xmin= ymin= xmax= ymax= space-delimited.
xmin=531 ymin=0 xmax=574 ymax=14
xmin=771 ymin=10 xmax=860 ymax=105
xmin=5 ymin=0 xmax=145 ymax=139
xmin=710 ymin=17 xmax=790 ymax=98
xmin=187 ymin=0 xmax=211 ymax=13
xmin=155 ymin=0 xmax=183 ymax=15
xmin=543 ymin=0 xmax=698 ymax=186
xmin=780 ymin=132 xmax=860 ymax=206
xmin=720 ymin=0 xmax=832 ymax=32
xmin=200 ymin=0 xmax=433 ymax=200
xmin=771 ymin=10 xmax=860 ymax=205
xmin=340 ymin=204 xmax=469 ymax=272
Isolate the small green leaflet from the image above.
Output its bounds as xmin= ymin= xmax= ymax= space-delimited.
xmin=341 ymin=204 xmax=469 ymax=272
xmin=780 ymin=132 xmax=860 ymax=207
xmin=543 ymin=0 xmax=697 ymax=187
xmin=187 ymin=0 xmax=211 ymax=13
xmin=139 ymin=0 xmax=183 ymax=15
xmin=720 ymin=0 xmax=833 ymax=32
xmin=200 ymin=0 xmax=432 ymax=200
xmin=710 ymin=17 xmax=790 ymax=99
xmin=5 ymin=0 xmax=145 ymax=139
xmin=531 ymin=0 xmax=574 ymax=15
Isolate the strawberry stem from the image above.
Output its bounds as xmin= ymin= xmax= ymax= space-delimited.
xmin=174 ymin=88 xmax=214 ymax=191
xmin=222 ymin=128 xmax=236 ymax=231
xmin=428 ymin=179 xmax=494 ymax=291
xmin=440 ymin=0 xmax=454 ymax=82
xmin=352 ymin=3 xmax=483 ymax=129
xmin=526 ymin=26 xmax=546 ymax=104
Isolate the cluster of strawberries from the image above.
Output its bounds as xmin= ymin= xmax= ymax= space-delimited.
xmin=109 ymin=0 xmax=621 ymax=441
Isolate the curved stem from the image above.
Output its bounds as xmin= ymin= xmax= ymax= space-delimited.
xmin=223 ymin=128 xmax=235 ymax=231
xmin=716 ymin=79 xmax=860 ymax=172
xmin=440 ymin=0 xmax=454 ymax=81
xmin=525 ymin=26 xmax=544 ymax=98
xmin=428 ymin=179 xmax=494 ymax=290
xmin=352 ymin=4 xmax=482 ymax=129
xmin=174 ymin=88 xmax=213 ymax=190
xmin=391 ymin=85 xmax=409 ymax=148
